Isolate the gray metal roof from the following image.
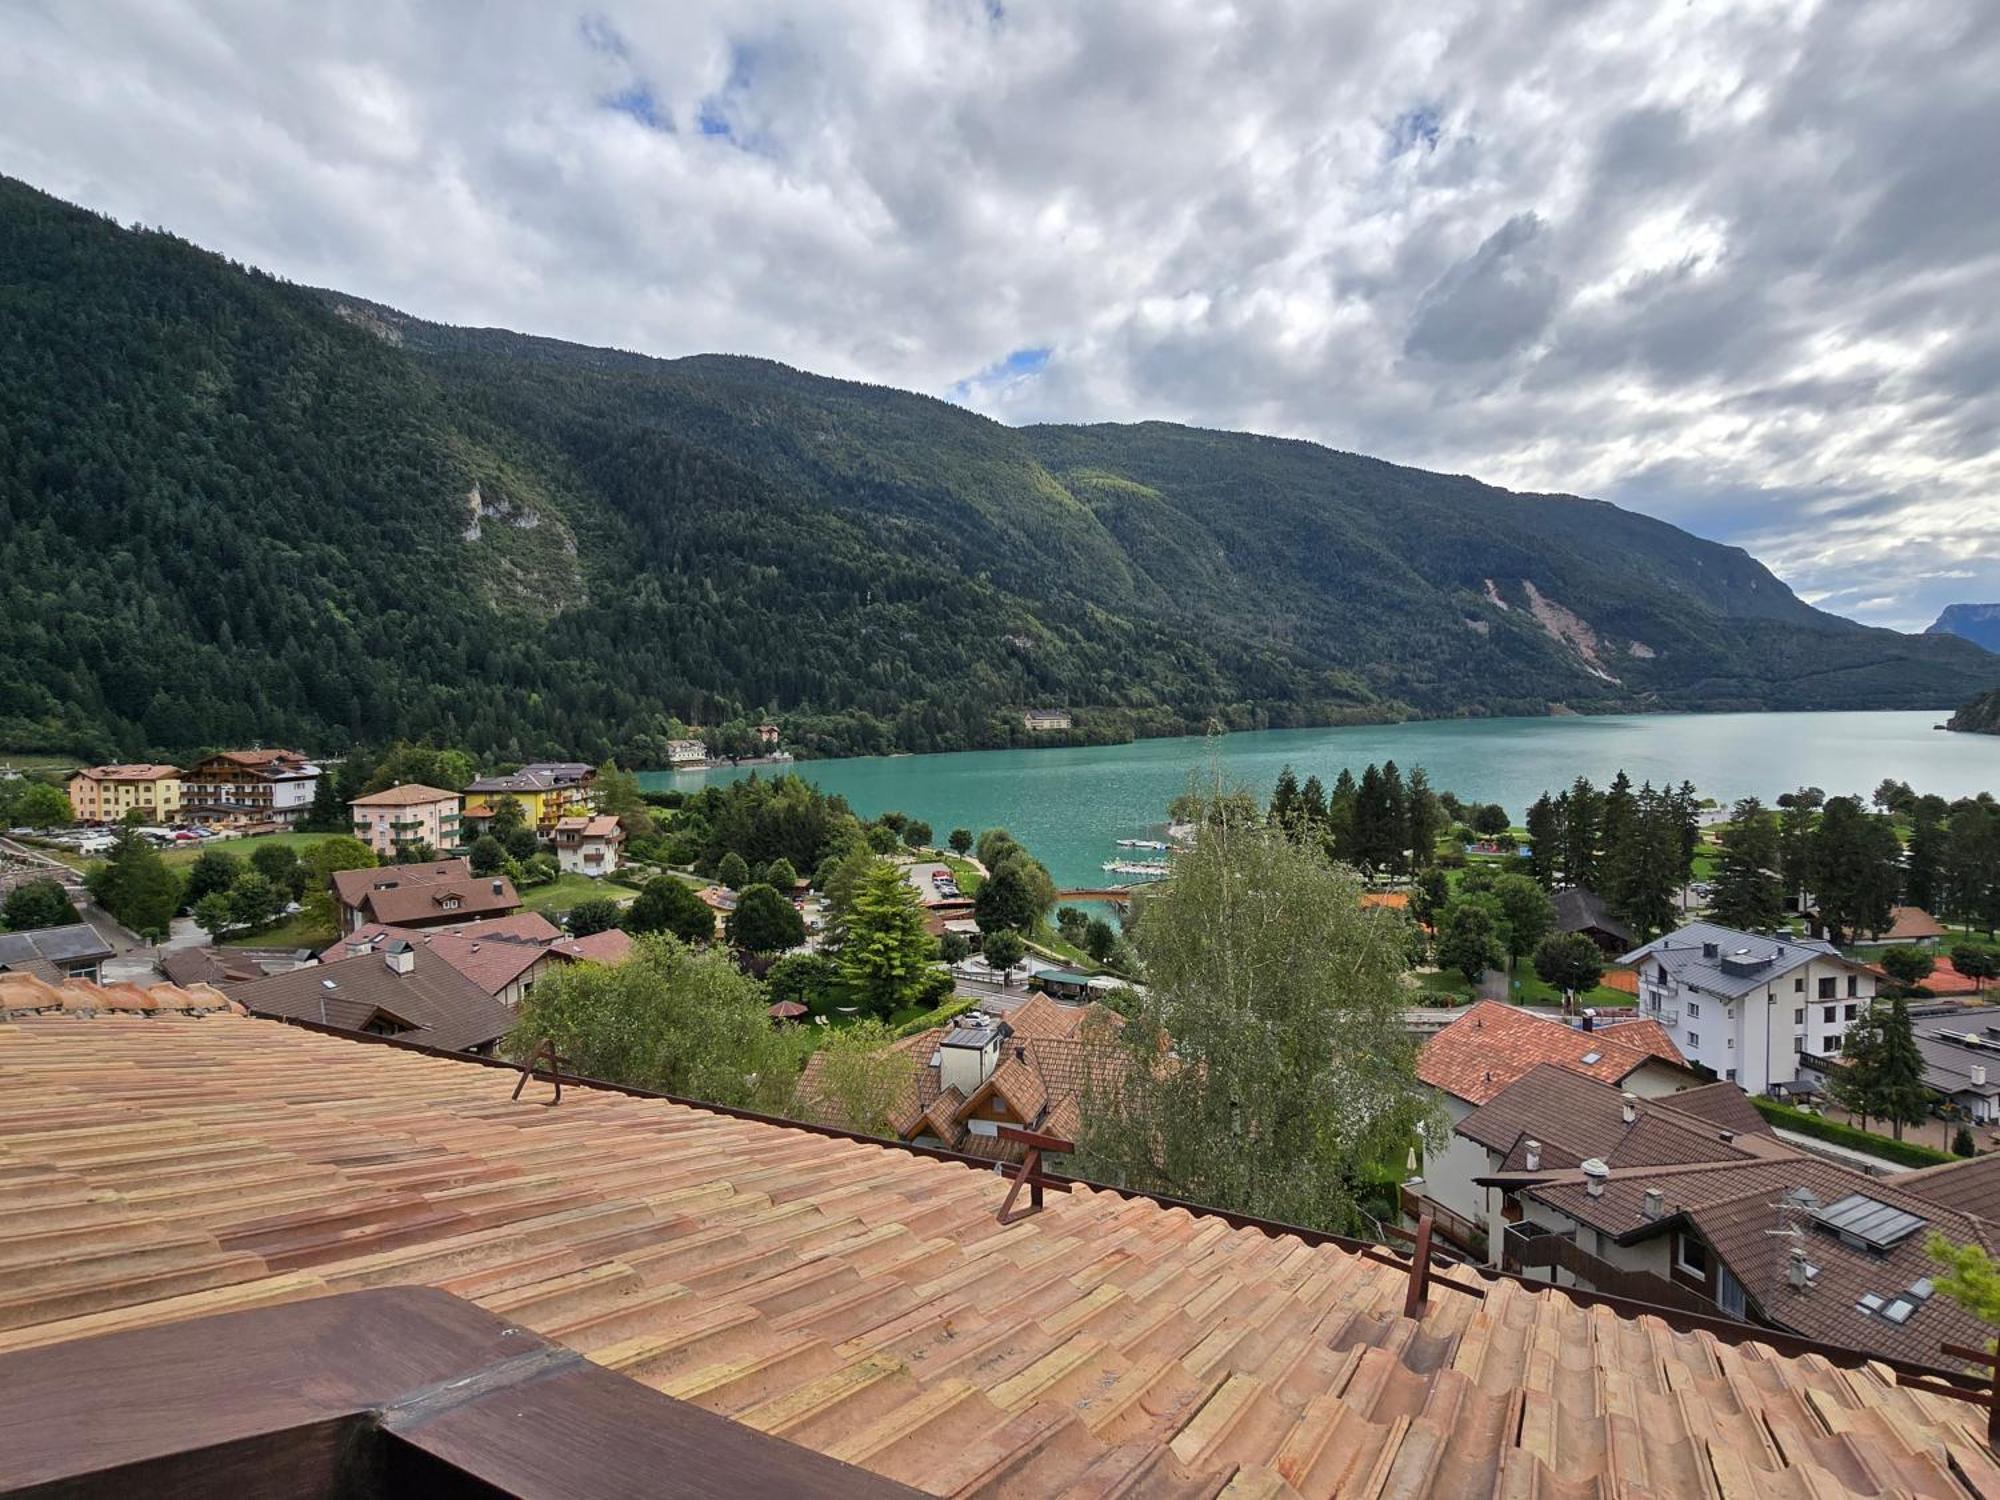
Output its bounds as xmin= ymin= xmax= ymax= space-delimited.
xmin=1909 ymin=1021 xmax=2000 ymax=1098
xmin=1618 ymin=921 xmax=1846 ymax=998
xmin=0 ymin=924 xmax=114 ymax=967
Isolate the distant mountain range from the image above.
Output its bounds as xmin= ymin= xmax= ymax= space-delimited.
xmin=1928 ymin=604 xmax=2000 ymax=654
xmin=1 ymin=172 xmax=1996 ymax=764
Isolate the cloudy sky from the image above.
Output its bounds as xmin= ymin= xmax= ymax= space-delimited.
xmin=5 ymin=1 xmax=1996 ymax=629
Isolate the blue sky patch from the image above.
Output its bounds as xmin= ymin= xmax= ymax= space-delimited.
xmin=949 ymin=345 xmax=1051 ymax=402
xmin=1387 ymin=106 xmax=1442 ymax=158
xmin=606 ymin=82 xmax=669 ymax=131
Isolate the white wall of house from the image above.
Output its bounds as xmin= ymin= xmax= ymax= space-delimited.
xmin=1637 ymin=955 xmax=1876 ymax=1093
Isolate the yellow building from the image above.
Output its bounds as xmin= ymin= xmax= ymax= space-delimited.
xmin=460 ymin=762 xmax=596 ymax=834
xmin=66 ymin=764 xmax=185 ymax=824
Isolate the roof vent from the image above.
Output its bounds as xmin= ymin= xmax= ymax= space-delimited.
xmin=1582 ymin=1158 xmax=1609 ymax=1197
xmin=1642 ymin=1187 xmax=1663 ymax=1219
xmin=1976 ymin=1064 xmax=1989 ymax=1088
xmin=491 ymin=880 xmax=504 ymax=895
xmin=1719 ymin=1130 xmax=1735 ymax=1144
xmin=1621 ymin=1091 xmax=1638 ymax=1125
xmin=1524 ymin=1139 xmax=1542 ymax=1171
xmin=1702 ymin=942 xmax=1719 ymax=959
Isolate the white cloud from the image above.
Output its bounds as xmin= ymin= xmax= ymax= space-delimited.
xmin=1 ymin=0 xmax=1996 ymax=628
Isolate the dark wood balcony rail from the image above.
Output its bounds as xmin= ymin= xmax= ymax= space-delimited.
xmin=0 ymin=1287 xmax=923 ymax=1499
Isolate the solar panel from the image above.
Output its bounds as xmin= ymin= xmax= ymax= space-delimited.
xmin=1814 ymin=1192 xmax=1926 ymax=1250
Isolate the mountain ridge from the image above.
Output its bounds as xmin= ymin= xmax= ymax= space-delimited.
xmin=1 ymin=173 xmax=1993 ymax=765
xmin=1928 ymin=603 xmax=2000 ymax=654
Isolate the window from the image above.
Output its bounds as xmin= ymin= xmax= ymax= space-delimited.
xmin=1794 ymin=1008 xmax=1805 ymax=1025
xmin=1824 ymin=1006 xmax=1837 ymax=1024
xmin=1845 ymin=1004 xmax=1858 ymax=1021
xmin=1848 ymin=975 xmax=1859 ymax=998
xmin=1819 ymin=977 xmax=1837 ymax=1000
xmin=1676 ymin=1236 xmax=1709 ymax=1278
xmin=1726 ymin=1068 xmax=1737 ymax=1082
xmin=1687 ymin=1001 xmax=1700 ymax=1019
xmin=1688 ymin=1031 xmax=1700 ymax=1048
xmin=1826 ymin=1035 xmax=1842 ymax=1053
xmin=1795 ymin=977 xmax=1806 ymax=993
xmin=1727 ymin=1037 xmax=1735 ymax=1049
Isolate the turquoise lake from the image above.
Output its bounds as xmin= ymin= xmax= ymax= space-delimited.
xmin=640 ymin=711 xmax=1998 ymax=890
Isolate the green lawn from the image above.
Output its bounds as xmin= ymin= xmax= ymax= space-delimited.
xmin=221 ymin=910 xmax=336 ymax=950
xmin=36 ymin=829 xmax=334 ymax=872
xmin=1413 ymin=967 xmax=1634 ymax=1009
xmin=517 ymin=872 xmax=637 ymax=915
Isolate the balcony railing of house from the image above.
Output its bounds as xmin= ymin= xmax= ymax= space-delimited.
xmin=1397 ymin=1185 xmax=1485 ymax=1259
xmin=1505 ymin=1230 xmax=1731 ymax=1321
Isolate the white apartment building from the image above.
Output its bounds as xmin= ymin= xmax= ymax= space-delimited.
xmin=1621 ymin=921 xmax=1879 ymax=1094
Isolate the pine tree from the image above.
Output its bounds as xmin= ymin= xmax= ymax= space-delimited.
xmin=1811 ymin=797 xmax=1901 ymax=943
xmin=1561 ymin=777 xmax=1601 ymax=889
xmin=839 ymin=862 xmax=941 ymax=1017
xmin=1269 ymin=765 xmax=1302 ymax=834
xmin=1524 ymin=792 xmax=1563 ymax=889
xmin=1709 ymin=797 xmax=1782 ymax=932
xmin=1872 ymin=995 xmax=1931 ymax=1141
xmin=1906 ymin=811 xmax=1946 ymax=913
xmin=1405 ymin=767 xmax=1441 ymax=870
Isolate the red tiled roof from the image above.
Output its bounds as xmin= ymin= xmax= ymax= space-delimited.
xmin=2 ymin=1006 xmax=1998 ymax=1495
xmin=347 ymin=782 xmax=460 ymax=808
xmin=1418 ymin=1000 xmax=1689 ymax=1104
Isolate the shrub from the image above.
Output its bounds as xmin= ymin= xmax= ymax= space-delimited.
xmin=1750 ymin=1097 xmax=1953 ymax=1168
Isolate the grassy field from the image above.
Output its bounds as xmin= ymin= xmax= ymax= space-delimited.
xmin=0 ymin=754 xmax=81 ymax=775
xmin=1413 ymin=967 xmax=1635 ymax=1009
xmin=221 ymin=911 xmax=336 ymax=950
xmin=35 ymin=829 xmax=333 ymax=872
xmin=517 ymin=872 xmax=639 ymax=915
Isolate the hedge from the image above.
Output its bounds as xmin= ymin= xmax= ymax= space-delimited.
xmin=1750 ymin=1097 xmax=1955 ymax=1168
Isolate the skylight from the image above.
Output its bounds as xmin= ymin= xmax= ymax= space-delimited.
xmin=1580 ymin=1051 xmax=1602 ymax=1065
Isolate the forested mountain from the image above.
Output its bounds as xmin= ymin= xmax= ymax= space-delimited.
xmin=2 ymin=175 xmax=1993 ymax=764
xmin=1928 ymin=604 xmax=2000 ymax=654
xmin=1949 ymin=689 xmax=2000 ymax=735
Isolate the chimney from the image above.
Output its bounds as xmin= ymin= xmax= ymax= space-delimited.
xmin=1642 ymin=1187 xmax=1663 ymax=1219
xmin=1720 ymin=1130 xmax=1736 ymax=1144
xmin=1583 ymin=1159 xmax=1609 ymax=1197
xmin=1788 ymin=1247 xmax=1812 ymax=1292
xmin=1524 ymin=1139 xmax=1542 ymax=1171
xmin=1975 ymin=1064 xmax=1989 ymax=1088
xmin=1702 ymin=941 xmax=1719 ymax=959
xmin=491 ymin=879 xmax=504 ymax=895
xmin=1621 ymin=1091 xmax=1638 ymax=1125
xmin=383 ymin=940 xmax=415 ymax=977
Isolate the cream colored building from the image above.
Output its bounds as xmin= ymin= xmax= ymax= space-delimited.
xmin=349 ymin=783 xmax=463 ymax=858
xmin=66 ymin=764 xmax=184 ymax=824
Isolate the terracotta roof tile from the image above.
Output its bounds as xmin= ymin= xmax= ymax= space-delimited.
xmin=346 ymin=783 xmax=460 ymax=808
xmin=2 ymin=1005 xmax=1998 ymax=1494
xmin=1418 ymin=1000 xmax=1689 ymax=1104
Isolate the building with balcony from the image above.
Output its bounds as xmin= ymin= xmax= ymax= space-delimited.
xmin=348 ymin=782 xmax=463 ymax=858
xmin=550 ymin=814 xmax=623 ymax=877
xmin=461 ymin=761 xmax=595 ymax=834
xmin=1621 ymin=921 xmax=1880 ymax=1094
xmin=64 ymin=763 xmax=185 ymax=824
xmin=179 ymin=749 xmax=321 ymax=827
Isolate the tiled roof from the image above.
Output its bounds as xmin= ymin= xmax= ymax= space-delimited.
xmin=1897 ymin=1153 xmax=2000 ymax=1223
xmin=1417 ymin=1000 xmax=1689 ymax=1105
xmin=159 ymin=947 xmax=267 ymax=988
xmin=360 ymin=875 xmax=520 ymax=928
xmin=0 ymin=973 xmax=241 ymax=1017
xmin=3 ymin=1009 xmax=1999 ymax=1495
xmin=330 ymin=859 xmax=472 ymax=911
xmin=326 ymin=913 xmax=566 ymax=956
xmin=1872 ymin=906 xmax=1948 ymax=943
xmin=550 ymin=929 xmax=635 ymax=964
xmin=68 ymin=762 xmax=183 ymax=782
xmin=232 ymin=946 xmax=516 ymax=1053
xmin=1459 ymin=1064 xmax=1775 ymax=1167
xmin=347 ymin=782 xmax=461 ymax=807
xmin=1589 ymin=1014 xmax=1685 ymax=1065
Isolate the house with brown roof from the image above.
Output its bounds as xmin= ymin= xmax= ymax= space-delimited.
xmin=328 ymin=858 xmax=520 ymax=934
xmin=180 ymin=749 xmax=321 ymax=827
xmin=1418 ymin=999 xmax=1695 ymax=1118
xmin=795 ymin=994 xmax=1115 ymax=1162
xmin=1858 ymin=905 xmax=1949 ymax=947
xmin=1416 ymin=1060 xmax=2000 ymax=1368
xmin=6 ymin=979 xmax=2000 ymax=1496
xmin=551 ymin=814 xmax=624 ymax=877
xmin=322 ymin=914 xmax=632 ymax=1006
xmin=347 ymin=782 xmax=463 ymax=859
xmin=233 ymin=938 xmax=517 ymax=1053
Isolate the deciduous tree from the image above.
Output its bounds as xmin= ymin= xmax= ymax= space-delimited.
xmin=625 ymin=876 xmax=717 ymax=945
